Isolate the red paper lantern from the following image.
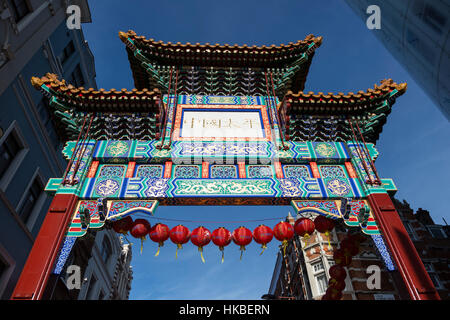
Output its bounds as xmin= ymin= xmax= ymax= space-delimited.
xmin=314 ymin=215 xmax=335 ymax=246
xmin=212 ymin=227 xmax=232 ymax=263
xmin=170 ymin=225 xmax=191 ymax=258
xmin=112 ymin=216 xmax=133 ymax=235
xmin=341 ymin=238 xmax=359 ymax=256
xmin=130 ymin=219 xmax=151 ymax=253
xmin=329 ymin=264 xmax=347 ymax=281
xmin=253 ymin=225 xmax=274 ymax=255
xmin=325 ymin=287 xmax=343 ymax=300
xmin=232 ymin=226 xmax=252 ymax=260
xmin=191 ymin=226 xmax=211 ymax=263
xmin=294 ymin=217 xmax=315 ymax=247
xmin=273 ymin=221 xmax=294 ymax=256
xmin=347 ymin=232 xmax=367 ymax=245
xmin=329 ymin=278 xmax=346 ymax=292
xmin=149 ymin=223 xmax=170 ymax=257
xmin=333 ymin=249 xmax=352 ymax=266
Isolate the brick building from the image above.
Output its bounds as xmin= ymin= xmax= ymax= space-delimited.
xmin=392 ymin=198 xmax=450 ymax=299
xmin=267 ymin=212 xmax=408 ymax=300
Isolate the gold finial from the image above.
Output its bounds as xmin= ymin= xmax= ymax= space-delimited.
xmin=118 ymin=31 xmax=129 ymax=42
xmin=30 ymin=77 xmax=43 ymax=89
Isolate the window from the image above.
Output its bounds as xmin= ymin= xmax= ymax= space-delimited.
xmin=427 ymin=226 xmax=447 ymax=239
xmin=315 ymin=273 xmax=328 ymax=295
xmin=60 ymin=41 xmax=76 ymax=65
xmin=424 ymin=263 xmax=442 ymax=289
xmin=100 ymin=237 xmax=112 ymax=265
xmin=0 ymin=132 xmax=21 ymax=179
xmin=328 ymin=259 xmax=335 ymax=267
xmin=312 ymin=261 xmax=324 ymax=273
xmin=69 ymin=65 xmax=85 ymax=87
xmin=36 ymin=98 xmax=60 ymax=150
xmin=18 ymin=177 xmax=43 ymax=224
xmin=404 ymin=222 xmax=417 ymax=240
xmin=8 ymin=0 xmax=30 ymax=23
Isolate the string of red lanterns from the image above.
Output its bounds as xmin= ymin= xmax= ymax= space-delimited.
xmin=321 ymin=232 xmax=366 ymax=300
xmin=110 ymin=215 xmax=343 ymax=263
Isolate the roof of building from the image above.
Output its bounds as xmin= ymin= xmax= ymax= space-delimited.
xmin=118 ymin=30 xmax=323 ymax=92
xmin=31 ymin=73 xmax=162 ymax=112
xmin=282 ymin=79 xmax=407 ymax=114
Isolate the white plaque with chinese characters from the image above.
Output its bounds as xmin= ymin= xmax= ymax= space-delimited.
xmin=181 ymin=110 xmax=264 ymax=138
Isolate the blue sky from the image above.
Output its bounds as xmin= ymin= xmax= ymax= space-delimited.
xmin=82 ymin=0 xmax=450 ymax=299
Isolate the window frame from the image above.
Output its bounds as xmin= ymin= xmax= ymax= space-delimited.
xmin=15 ymin=168 xmax=46 ymax=231
xmin=8 ymin=0 xmax=31 ymax=23
xmin=0 ymin=244 xmax=16 ymax=298
xmin=0 ymin=121 xmax=29 ymax=192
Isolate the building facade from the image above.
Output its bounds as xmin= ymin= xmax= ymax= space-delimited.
xmin=345 ymin=0 xmax=450 ymax=120
xmin=49 ymin=228 xmax=133 ymax=300
xmin=393 ymin=198 xmax=450 ymax=299
xmin=268 ymin=212 xmax=408 ymax=300
xmin=0 ymin=0 xmax=96 ymax=299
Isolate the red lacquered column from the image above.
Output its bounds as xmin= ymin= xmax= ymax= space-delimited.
xmin=11 ymin=194 xmax=78 ymax=300
xmin=367 ymin=193 xmax=440 ymax=300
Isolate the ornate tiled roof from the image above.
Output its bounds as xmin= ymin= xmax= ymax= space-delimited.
xmin=279 ymin=79 xmax=407 ymax=143
xmin=31 ymin=73 xmax=163 ymax=141
xmin=282 ymin=79 xmax=407 ymax=114
xmin=119 ymin=30 xmax=323 ymax=93
xmin=119 ymin=30 xmax=322 ymax=66
xmin=31 ymin=73 xmax=162 ymax=112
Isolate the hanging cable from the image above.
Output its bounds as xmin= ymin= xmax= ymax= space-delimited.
xmin=62 ymin=114 xmax=88 ymax=185
xmin=166 ymin=68 xmax=179 ymax=149
xmin=264 ymin=71 xmax=274 ymax=128
xmin=130 ymin=213 xmax=287 ymax=225
xmin=270 ymin=71 xmax=289 ymax=150
xmin=347 ymin=117 xmax=374 ymax=185
xmin=354 ymin=120 xmax=382 ymax=185
xmin=70 ymin=114 xmax=94 ymax=184
xmin=157 ymin=67 xmax=173 ymax=149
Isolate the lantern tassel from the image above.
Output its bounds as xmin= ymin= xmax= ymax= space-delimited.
xmin=240 ymin=245 xmax=245 ymax=261
xmin=282 ymin=240 xmax=288 ymax=257
xmin=199 ymin=247 xmax=205 ymax=263
xmin=140 ymin=237 xmax=145 ymax=254
xmin=155 ymin=242 xmax=163 ymax=257
xmin=220 ymin=247 xmax=224 ymax=264
xmin=175 ymin=243 xmax=182 ymax=259
xmin=303 ymin=233 xmax=310 ymax=248
xmin=260 ymin=244 xmax=267 ymax=255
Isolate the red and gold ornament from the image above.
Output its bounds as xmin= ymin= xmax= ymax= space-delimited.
xmin=333 ymin=249 xmax=352 ymax=266
xmin=149 ymin=223 xmax=170 ymax=257
xmin=129 ymin=219 xmax=151 ymax=254
xmin=232 ymin=226 xmax=253 ymax=260
xmin=314 ymin=215 xmax=335 ymax=247
xmin=273 ymin=221 xmax=294 ymax=256
xmin=212 ymin=227 xmax=232 ymax=263
xmin=191 ymin=226 xmax=211 ymax=263
xmin=169 ymin=225 xmax=191 ymax=259
xmin=294 ymin=217 xmax=315 ymax=247
xmin=112 ymin=216 xmax=133 ymax=235
xmin=252 ymin=225 xmax=274 ymax=255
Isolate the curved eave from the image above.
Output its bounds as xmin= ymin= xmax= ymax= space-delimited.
xmin=282 ymin=79 xmax=407 ymax=115
xmin=31 ymin=73 xmax=162 ymax=113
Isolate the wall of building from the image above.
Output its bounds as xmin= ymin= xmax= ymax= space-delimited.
xmin=393 ymin=198 xmax=450 ymax=299
xmin=344 ymin=0 xmax=450 ymax=120
xmin=0 ymin=0 xmax=95 ymax=300
xmin=268 ymin=213 xmax=404 ymax=300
